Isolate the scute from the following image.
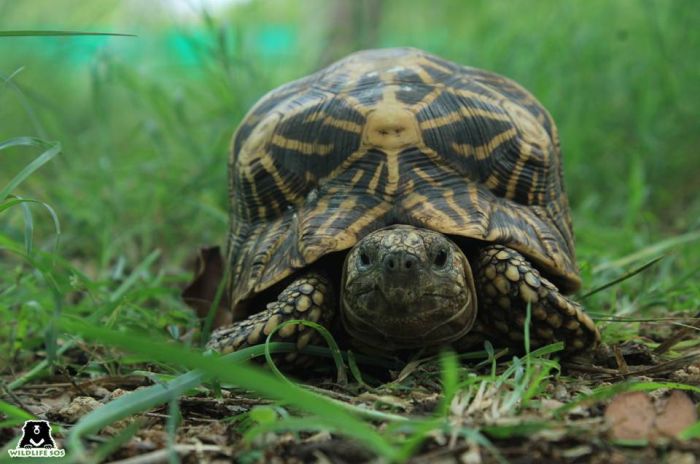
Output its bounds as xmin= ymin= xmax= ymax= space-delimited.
xmin=227 ymin=47 xmax=578 ymax=318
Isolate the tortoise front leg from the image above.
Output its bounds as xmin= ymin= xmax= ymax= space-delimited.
xmin=207 ymin=272 xmax=336 ymax=357
xmin=473 ymin=245 xmax=600 ymax=353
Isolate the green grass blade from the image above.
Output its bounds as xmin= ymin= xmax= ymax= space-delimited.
xmin=166 ymin=399 xmax=181 ymax=464
xmin=347 ymin=350 xmax=369 ymax=387
xmin=0 ymin=400 xmax=34 ymax=428
xmin=0 ymin=30 xmax=136 ymax=37
xmin=555 ymin=381 xmax=700 ymax=416
xmin=201 ymin=267 xmax=230 ymax=345
xmin=593 ymin=230 xmax=700 ymax=272
xmin=19 ymin=200 xmax=33 ymax=253
xmin=582 ymin=256 xmax=664 ymax=299
xmin=265 ymin=319 xmax=348 ymax=384
xmin=679 ymin=420 xmax=700 ymax=440
xmin=66 ymin=343 xmax=291 ymax=453
xmin=60 ymin=319 xmax=398 ymax=460
xmin=0 ymin=138 xmax=61 ymax=202
xmin=1 ymin=66 xmax=24 ymax=86
xmin=1 ymin=68 xmax=48 ymax=138
xmin=32 ymin=198 xmax=60 ymax=247
xmin=0 ymin=197 xmax=61 ymax=253
xmin=438 ymin=350 xmax=459 ymax=415
xmin=91 ymin=420 xmax=143 ymax=463
xmin=108 ymin=249 xmax=161 ymax=304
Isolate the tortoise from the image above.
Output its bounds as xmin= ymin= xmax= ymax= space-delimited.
xmin=206 ymin=47 xmax=599 ymax=359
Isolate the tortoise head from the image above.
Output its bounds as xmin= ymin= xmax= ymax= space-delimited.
xmin=341 ymin=225 xmax=477 ymax=350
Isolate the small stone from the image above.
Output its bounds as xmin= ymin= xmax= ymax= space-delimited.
xmin=311 ymin=290 xmax=324 ymax=306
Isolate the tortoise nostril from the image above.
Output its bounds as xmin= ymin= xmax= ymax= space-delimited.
xmin=383 ymin=252 xmax=418 ymax=273
xmin=403 ymin=255 xmax=416 ymax=270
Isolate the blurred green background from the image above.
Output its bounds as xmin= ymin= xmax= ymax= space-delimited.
xmin=1 ymin=0 xmax=699 ymax=332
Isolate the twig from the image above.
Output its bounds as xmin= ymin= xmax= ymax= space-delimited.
xmin=654 ymin=311 xmax=700 ymax=355
xmin=108 ymin=444 xmax=224 ymax=464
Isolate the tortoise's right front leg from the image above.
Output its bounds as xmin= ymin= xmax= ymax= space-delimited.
xmin=207 ymin=272 xmax=336 ymax=355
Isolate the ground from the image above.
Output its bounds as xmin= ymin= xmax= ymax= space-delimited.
xmin=2 ymin=310 xmax=699 ymax=462
xmin=1 ymin=1 xmax=699 ymax=462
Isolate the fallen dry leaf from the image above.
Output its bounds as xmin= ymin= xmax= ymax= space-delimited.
xmin=654 ymin=390 xmax=698 ymax=438
xmin=181 ymin=246 xmax=231 ymax=328
xmin=604 ymin=391 xmax=656 ymax=440
xmin=605 ymin=390 xmax=698 ymax=441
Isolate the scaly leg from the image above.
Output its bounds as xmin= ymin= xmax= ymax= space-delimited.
xmin=207 ymin=272 xmax=336 ymax=361
xmin=472 ymin=245 xmax=599 ymax=353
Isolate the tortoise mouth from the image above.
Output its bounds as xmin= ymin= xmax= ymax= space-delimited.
xmin=340 ymin=290 xmax=476 ymax=350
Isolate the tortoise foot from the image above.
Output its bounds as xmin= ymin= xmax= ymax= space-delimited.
xmin=207 ymin=272 xmax=336 ymax=361
xmin=475 ymin=245 xmax=599 ymax=353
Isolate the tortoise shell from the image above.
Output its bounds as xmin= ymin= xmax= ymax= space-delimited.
xmin=227 ymin=47 xmax=578 ymax=317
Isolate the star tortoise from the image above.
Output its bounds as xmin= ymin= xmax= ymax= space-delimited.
xmin=207 ymin=48 xmax=599 ymax=359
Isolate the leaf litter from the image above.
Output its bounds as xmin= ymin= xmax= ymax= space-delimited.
xmin=2 ymin=304 xmax=700 ymax=462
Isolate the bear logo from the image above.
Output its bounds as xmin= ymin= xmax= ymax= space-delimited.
xmin=18 ymin=420 xmax=56 ymax=449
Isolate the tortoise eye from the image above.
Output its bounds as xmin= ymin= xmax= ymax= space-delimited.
xmin=433 ymin=248 xmax=448 ymax=268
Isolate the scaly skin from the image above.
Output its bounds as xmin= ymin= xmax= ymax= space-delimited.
xmin=470 ymin=244 xmax=600 ymax=352
xmin=207 ymin=227 xmax=599 ymax=358
xmin=341 ymin=225 xmax=477 ymax=351
xmin=207 ymin=273 xmax=336 ymax=362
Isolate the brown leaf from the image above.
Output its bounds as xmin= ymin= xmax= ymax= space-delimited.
xmin=604 ymin=391 xmax=656 ymax=440
xmin=605 ymin=390 xmax=699 ymax=441
xmin=654 ymin=390 xmax=698 ymax=438
xmin=181 ymin=246 xmax=231 ymax=328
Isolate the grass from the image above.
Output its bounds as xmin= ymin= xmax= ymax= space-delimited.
xmin=1 ymin=0 xmax=699 ymax=461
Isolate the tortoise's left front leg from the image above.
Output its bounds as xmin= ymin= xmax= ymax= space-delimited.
xmin=473 ymin=245 xmax=600 ymax=353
